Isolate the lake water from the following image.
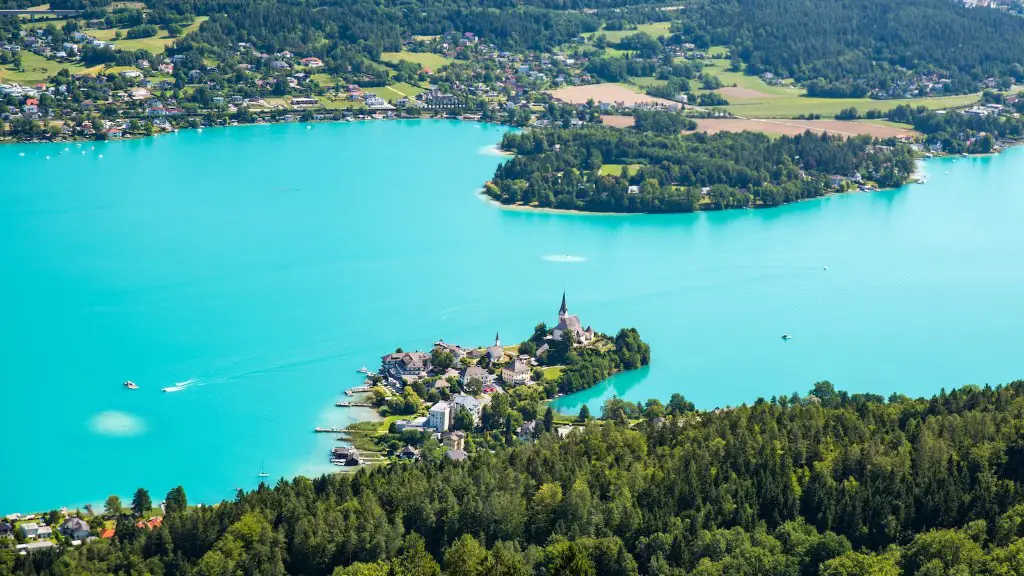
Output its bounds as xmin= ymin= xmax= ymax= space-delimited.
xmin=3 ymin=119 xmax=1022 ymax=512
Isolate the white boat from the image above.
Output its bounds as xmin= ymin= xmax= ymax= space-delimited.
xmin=257 ymin=460 xmax=269 ymax=477
xmin=124 ymin=381 xmax=139 ymax=390
xmin=781 ymin=334 xmax=793 ymax=340
xmin=357 ymin=366 xmax=369 ymax=374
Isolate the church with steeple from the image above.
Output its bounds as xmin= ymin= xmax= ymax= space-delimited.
xmin=552 ymin=292 xmax=594 ymax=344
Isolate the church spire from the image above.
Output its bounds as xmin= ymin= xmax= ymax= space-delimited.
xmin=494 ymin=331 xmax=501 ymax=347
xmin=558 ymin=291 xmax=568 ymax=318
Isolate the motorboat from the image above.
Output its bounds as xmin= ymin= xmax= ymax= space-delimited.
xmin=357 ymin=367 xmax=370 ymax=374
xmin=124 ymin=381 xmax=139 ymax=390
xmin=258 ymin=461 xmax=270 ymax=478
xmin=781 ymin=334 xmax=793 ymax=340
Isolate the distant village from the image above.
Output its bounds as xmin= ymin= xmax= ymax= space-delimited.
xmin=330 ymin=293 xmax=602 ymax=465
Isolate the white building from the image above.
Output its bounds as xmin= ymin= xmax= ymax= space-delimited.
xmin=427 ymin=401 xmax=451 ymax=432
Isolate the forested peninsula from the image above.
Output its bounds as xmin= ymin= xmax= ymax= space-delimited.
xmin=485 ymin=120 xmax=916 ymax=214
xmin=9 ymin=381 xmax=1024 ymax=576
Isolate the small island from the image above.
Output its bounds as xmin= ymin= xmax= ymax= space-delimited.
xmin=337 ymin=292 xmax=650 ymax=462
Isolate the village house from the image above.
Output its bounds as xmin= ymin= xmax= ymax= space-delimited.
xmin=18 ymin=540 xmax=55 ymax=554
xmin=501 ymin=355 xmax=532 ymax=386
xmin=36 ymin=525 xmax=53 ymax=539
xmin=19 ymin=523 xmax=39 ymax=539
xmin=451 ymin=394 xmax=482 ymax=425
xmin=462 ymin=365 xmax=493 ymax=388
xmin=300 ymin=56 xmax=323 ymax=68
xmin=517 ymin=419 xmax=538 ymax=441
xmin=398 ymin=445 xmax=420 ymax=460
xmin=60 ymin=517 xmax=90 ymax=540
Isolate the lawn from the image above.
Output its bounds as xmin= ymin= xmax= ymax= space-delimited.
xmin=599 ymin=163 xmax=641 ymax=176
xmin=587 ymin=21 xmax=672 ymax=43
xmin=21 ymin=18 xmax=69 ymax=29
xmin=83 ymin=16 xmax=207 ymax=54
xmin=542 ymin=366 xmax=564 ymax=381
xmin=364 ymin=82 xmax=426 ymax=99
xmin=379 ymin=50 xmax=452 ymax=71
xmin=0 ymin=51 xmax=96 ymax=84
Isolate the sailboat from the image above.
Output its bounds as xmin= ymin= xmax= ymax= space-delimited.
xmin=257 ymin=461 xmax=270 ymax=478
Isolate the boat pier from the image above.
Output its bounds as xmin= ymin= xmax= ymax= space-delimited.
xmin=336 ymin=401 xmax=373 ymax=407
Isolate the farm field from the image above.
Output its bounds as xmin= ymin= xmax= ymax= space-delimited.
xmin=83 ymin=16 xmax=207 ymax=54
xmin=379 ymin=50 xmax=452 ymax=71
xmin=698 ymin=59 xmax=979 ymax=118
xmin=550 ymin=83 xmax=676 ymax=106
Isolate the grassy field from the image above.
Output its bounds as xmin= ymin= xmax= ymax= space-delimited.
xmin=364 ymin=82 xmax=426 ymax=99
xmin=587 ymin=21 xmax=672 ymax=43
xmin=697 ymin=59 xmax=979 ymax=118
xmin=83 ymin=16 xmax=207 ymax=54
xmin=630 ymin=76 xmax=667 ymax=88
xmin=0 ymin=51 xmax=99 ymax=84
xmin=20 ymin=18 xmax=69 ymax=29
xmin=599 ymin=163 xmax=642 ymax=176
xmin=542 ymin=366 xmax=564 ymax=381
xmin=380 ymin=50 xmax=452 ymax=71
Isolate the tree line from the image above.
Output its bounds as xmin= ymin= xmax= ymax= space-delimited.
xmin=11 ymin=380 xmax=1024 ymax=575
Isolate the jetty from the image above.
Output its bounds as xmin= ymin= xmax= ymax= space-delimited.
xmin=345 ymin=386 xmax=372 ymax=396
xmin=314 ymin=427 xmax=345 ymax=433
xmin=336 ymin=401 xmax=372 ymax=407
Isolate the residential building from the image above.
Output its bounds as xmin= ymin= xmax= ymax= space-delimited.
xmin=0 ymin=522 xmax=12 ymax=539
xmin=36 ymin=526 xmax=52 ymax=539
xmin=18 ymin=540 xmax=55 ymax=553
xmin=451 ymin=394 xmax=482 ymax=425
xmin=60 ymin=517 xmax=90 ymax=540
xmin=462 ymin=365 xmax=493 ymax=388
xmin=398 ymin=445 xmax=420 ymax=460
xmin=443 ymin=430 xmax=466 ymax=451
xmin=518 ymin=420 xmax=538 ymax=441
xmin=19 ymin=523 xmax=39 ymax=539
xmin=445 ymin=448 xmax=468 ymax=461
xmin=501 ymin=356 xmax=532 ymax=386
xmin=427 ymin=401 xmax=451 ymax=432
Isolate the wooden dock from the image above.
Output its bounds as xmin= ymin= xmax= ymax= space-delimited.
xmin=336 ymin=401 xmax=372 ymax=407
xmin=314 ymin=427 xmax=345 ymax=433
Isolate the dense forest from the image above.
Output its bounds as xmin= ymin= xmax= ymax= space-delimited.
xmin=683 ymin=0 xmax=1024 ymax=94
xmin=10 ymin=381 xmax=1024 ymax=575
xmin=486 ymin=125 xmax=915 ymax=213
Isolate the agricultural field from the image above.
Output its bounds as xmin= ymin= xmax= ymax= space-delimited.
xmin=83 ymin=16 xmax=207 ymax=54
xmin=0 ymin=51 xmax=99 ymax=84
xmin=699 ymin=59 xmax=979 ymax=118
xmin=379 ymin=50 xmax=452 ymax=71
xmin=549 ymin=83 xmax=676 ymax=106
xmin=586 ymin=21 xmax=672 ymax=43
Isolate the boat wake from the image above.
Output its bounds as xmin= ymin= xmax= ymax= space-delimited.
xmin=542 ymin=254 xmax=588 ymax=263
xmin=163 ymin=378 xmax=197 ymax=392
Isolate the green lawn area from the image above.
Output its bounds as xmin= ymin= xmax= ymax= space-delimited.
xmin=0 ymin=51 xmax=96 ymax=84
xmin=699 ymin=60 xmax=979 ymax=118
xmin=542 ymin=366 xmax=564 ymax=381
xmin=83 ymin=16 xmax=207 ymax=54
xmin=587 ymin=21 xmax=672 ymax=43
xmin=364 ymin=82 xmax=426 ymax=100
xmin=380 ymin=50 xmax=452 ymax=71
xmin=599 ymin=163 xmax=641 ymax=177
xmin=707 ymin=45 xmax=730 ymax=58
xmin=21 ymin=18 xmax=69 ymax=29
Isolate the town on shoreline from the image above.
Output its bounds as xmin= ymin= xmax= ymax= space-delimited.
xmin=326 ymin=292 xmax=650 ymax=466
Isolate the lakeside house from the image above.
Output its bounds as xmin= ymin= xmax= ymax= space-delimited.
xmin=18 ymin=522 xmax=39 ymax=539
xmin=381 ymin=351 xmax=431 ymax=378
xmin=486 ymin=332 xmax=505 ymax=363
xmin=60 ymin=517 xmax=90 ymax=540
xmin=451 ymin=394 xmax=482 ymax=425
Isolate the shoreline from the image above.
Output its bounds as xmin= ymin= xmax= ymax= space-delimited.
xmin=480 ymin=150 xmax=1014 ymax=217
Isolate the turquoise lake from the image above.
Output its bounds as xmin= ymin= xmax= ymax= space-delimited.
xmin=3 ymin=119 xmax=1023 ymax=512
